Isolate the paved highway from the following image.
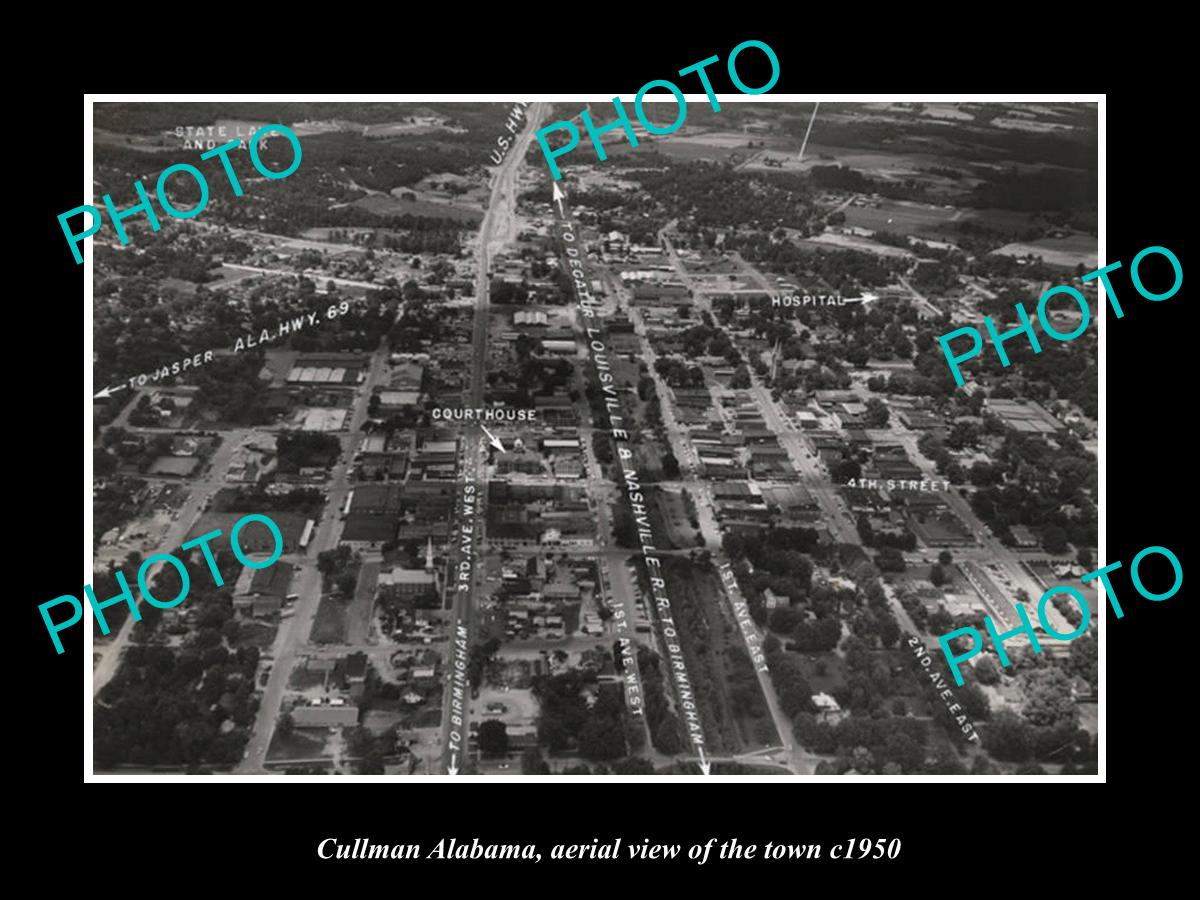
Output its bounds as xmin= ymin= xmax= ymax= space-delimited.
xmin=437 ymin=103 xmax=545 ymax=775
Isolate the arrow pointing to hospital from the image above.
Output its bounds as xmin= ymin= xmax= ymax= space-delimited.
xmin=553 ymin=182 xmax=565 ymax=216
xmin=842 ymin=292 xmax=879 ymax=305
xmin=447 ymin=753 xmax=459 ymax=776
xmin=93 ymin=384 xmax=128 ymax=400
xmin=480 ymin=424 xmax=505 ymax=453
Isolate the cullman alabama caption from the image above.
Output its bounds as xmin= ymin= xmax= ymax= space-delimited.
xmin=318 ymin=838 xmax=542 ymax=862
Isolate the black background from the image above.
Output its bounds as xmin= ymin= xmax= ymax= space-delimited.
xmin=19 ymin=22 xmax=1188 ymax=886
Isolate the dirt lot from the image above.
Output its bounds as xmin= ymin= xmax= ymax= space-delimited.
xmin=475 ymin=685 xmax=538 ymax=730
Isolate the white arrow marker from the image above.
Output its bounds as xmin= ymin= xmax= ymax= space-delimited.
xmin=481 ymin=424 xmax=505 ymax=453
xmin=552 ymin=181 xmax=565 ymax=216
xmin=842 ymin=292 xmax=879 ymax=305
xmin=447 ymin=752 xmax=459 ymax=776
xmin=93 ymin=384 xmax=129 ymax=400
xmin=698 ymin=747 xmax=712 ymax=777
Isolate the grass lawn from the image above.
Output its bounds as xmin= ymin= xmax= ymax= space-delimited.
xmin=562 ymin=601 xmax=581 ymax=635
xmin=266 ymin=726 xmax=329 ymax=762
xmin=649 ymin=489 xmax=699 ymax=550
xmin=407 ymin=707 xmax=442 ymax=729
xmin=795 ymin=651 xmax=848 ymax=695
xmin=288 ymin=666 xmax=328 ymax=691
xmin=363 ymin=710 xmax=404 ymax=736
xmin=234 ymin=620 xmax=278 ymax=650
xmin=310 ymin=595 xmax=348 ymax=644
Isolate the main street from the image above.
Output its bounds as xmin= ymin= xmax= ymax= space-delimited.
xmin=236 ymin=341 xmax=389 ymax=773
xmin=438 ymin=102 xmax=545 ymax=775
xmin=659 ymin=226 xmax=860 ymax=545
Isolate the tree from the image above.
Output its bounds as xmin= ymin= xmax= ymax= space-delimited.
xmin=849 ymin=746 xmax=875 ymax=774
xmin=662 ymin=451 xmax=681 ymax=479
xmin=875 ymin=546 xmax=906 ymax=573
xmin=970 ymin=755 xmax=995 ymax=775
xmin=652 ymin=718 xmax=683 ymax=755
xmin=1067 ymin=631 xmax=1097 ymax=692
xmin=983 ymin=710 xmax=1033 ymax=762
xmin=478 ymin=720 xmax=509 ymax=757
xmin=973 ymin=655 xmax=1001 ymax=685
xmin=1042 ymin=524 xmax=1069 ymax=554
xmin=878 ymin=611 xmax=900 ymax=648
xmin=579 ymin=718 xmax=625 ymax=760
xmin=864 ymin=398 xmax=889 ymax=428
xmin=929 ymin=563 xmax=946 ymax=586
xmin=611 ymin=757 xmax=655 ymax=775
xmin=1022 ymin=668 xmax=1079 ymax=729
xmin=960 ymin=683 xmax=991 ymax=721
xmin=937 ymin=550 xmax=953 ymax=566
xmin=521 ymin=748 xmax=550 ymax=774
xmin=883 ymin=732 xmax=923 ymax=772
xmin=768 ymin=606 xmax=804 ymax=635
xmin=276 ymin=712 xmax=294 ymax=739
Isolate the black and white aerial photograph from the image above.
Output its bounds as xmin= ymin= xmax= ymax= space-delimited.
xmin=85 ymin=98 xmax=1101 ymax=779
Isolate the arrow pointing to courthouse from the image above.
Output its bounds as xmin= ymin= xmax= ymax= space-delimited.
xmin=553 ymin=182 xmax=565 ymax=216
xmin=480 ymin=424 xmax=505 ymax=453
xmin=93 ymin=384 xmax=128 ymax=400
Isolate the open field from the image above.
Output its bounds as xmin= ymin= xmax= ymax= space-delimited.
xmin=350 ymin=193 xmax=484 ymax=222
xmin=604 ymin=127 xmax=776 ymax=164
xmin=802 ymin=232 xmax=916 ymax=258
xmin=842 ymin=200 xmax=963 ymax=236
xmin=992 ymin=235 xmax=1097 ymax=269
